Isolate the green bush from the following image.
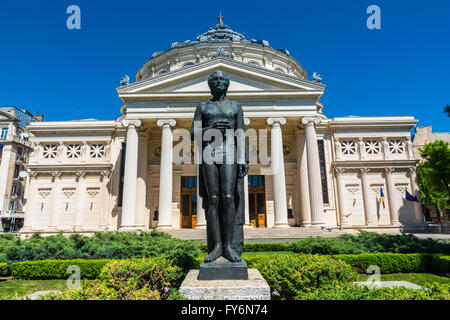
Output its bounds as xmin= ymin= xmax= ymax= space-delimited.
xmin=0 ymin=262 xmax=8 ymax=277
xmin=99 ymin=257 xmax=184 ymax=298
xmin=330 ymin=253 xmax=450 ymax=275
xmin=40 ymin=257 xmax=186 ymax=300
xmin=427 ymin=255 xmax=450 ymax=276
xmin=251 ymin=254 xmax=357 ymax=300
xmin=330 ymin=253 xmax=427 ymax=274
xmin=290 ymin=231 xmax=450 ymax=255
xmin=290 ymin=237 xmax=366 ymax=255
xmin=296 ymin=283 xmax=450 ymax=300
xmin=198 ymin=243 xmax=291 ymax=253
xmin=11 ymin=259 xmax=116 ymax=280
xmin=3 ymin=231 xmax=200 ymax=271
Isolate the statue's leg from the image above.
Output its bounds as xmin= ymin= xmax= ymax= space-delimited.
xmin=220 ymin=164 xmax=242 ymax=262
xmin=202 ymin=164 xmax=222 ymax=263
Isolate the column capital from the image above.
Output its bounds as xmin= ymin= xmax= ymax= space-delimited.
xmin=267 ymin=117 xmax=286 ymax=127
xmin=301 ymin=116 xmax=322 ymax=126
xmin=359 ymin=168 xmax=371 ymax=175
xmin=408 ymin=167 xmax=417 ymax=175
xmin=157 ymin=119 xmax=176 ymax=127
xmin=384 ymin=167 xmax=395 ymax=175
xmin=334 ymin=167 xmax=346 ymax=175
xmin=244 ymin=118 xmax=250 ymax=126
xmin=122 ymin=119 xmax=142 ymax=128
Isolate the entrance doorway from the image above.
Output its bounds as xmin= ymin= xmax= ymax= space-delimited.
xmin=180 ymin=176 xmax=197 ymax=228
xmin=248 ymin=175 xmax=266 ymax=228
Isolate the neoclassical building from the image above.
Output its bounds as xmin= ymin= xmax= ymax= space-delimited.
xmin=20 ymin=16 xmax=424 ymax=234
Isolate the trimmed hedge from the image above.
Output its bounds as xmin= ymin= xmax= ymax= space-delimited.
xmin=330 ymin=253 xmax=450 ymax=276
xmin=194 ymin=252 xmax=450 ymax=276
xmin=296 ymin=283 xmax=450 ymax=300
xmin=198 ymin=243 xmax=291 ymax=253
xmin=0 ymin=262 xmax=8 ymax=277
xmin=11 ymin=259 xmax=116 ymax=280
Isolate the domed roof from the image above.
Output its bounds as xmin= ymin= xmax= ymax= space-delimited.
xmin=136 ymin=15 xmax=306 ymax=81
xmin=152 ymin=15 xmax=290 ymax=58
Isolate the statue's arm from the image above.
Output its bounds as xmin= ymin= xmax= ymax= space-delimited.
xmin=190 ymin=104 xmax=202 ymax=141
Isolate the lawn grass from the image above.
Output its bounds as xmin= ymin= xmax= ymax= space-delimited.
xmin=0 ymin=279 xmax=66 ymax=300
xmin=356 ymin=273 xmax=450 ymax=286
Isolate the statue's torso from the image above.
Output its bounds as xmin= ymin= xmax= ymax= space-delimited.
xmin=201 ymin=99 xmax=238 ymax=129
xmin=200 ymin=99 xmax=239 ymax=161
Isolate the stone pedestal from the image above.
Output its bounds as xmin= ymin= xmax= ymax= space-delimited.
xmin=198 ymin=257 xmax=248 ymax=280
xmin=179 ymin=269 xmax=271 ymax=300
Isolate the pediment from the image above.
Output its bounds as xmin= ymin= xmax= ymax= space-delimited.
xmin=117 ymin=58 xmax=325 ymax=98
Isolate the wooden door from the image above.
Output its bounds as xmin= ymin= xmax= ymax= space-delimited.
xmin=180 ymin=177 xmax=197 ymax=229
xmin=248 ymin=175 xmax=266 ymax=228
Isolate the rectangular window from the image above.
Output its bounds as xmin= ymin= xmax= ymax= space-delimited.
xmin=0 ymin=128 xmax=8 ymax=140
xmin=317 ymin=140 xmax=329 ymax=204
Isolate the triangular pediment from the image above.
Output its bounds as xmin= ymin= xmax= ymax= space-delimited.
xmin=117 ymin=58 xmax=325 ymax=98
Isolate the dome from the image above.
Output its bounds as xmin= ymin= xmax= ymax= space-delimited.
xmin=136 ymin=15 xmax=307 ymax=82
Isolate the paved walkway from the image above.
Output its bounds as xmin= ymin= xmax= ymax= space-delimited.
xmin=162 ymin=227 xmax=450 ymax=242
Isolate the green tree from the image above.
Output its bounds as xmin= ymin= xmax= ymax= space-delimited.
xmin=418 ymin=140 xmax=450 ymax=220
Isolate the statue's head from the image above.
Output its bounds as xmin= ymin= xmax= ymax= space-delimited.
xmin=208 ymin=70 xmax=230 ymax=95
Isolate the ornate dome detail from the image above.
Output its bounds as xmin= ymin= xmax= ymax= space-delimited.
xmin=197 ymin=14 xmax=245 ymax=43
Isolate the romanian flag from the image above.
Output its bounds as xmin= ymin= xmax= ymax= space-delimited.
xmin=380 ymin=187 xmax=386 ymax=209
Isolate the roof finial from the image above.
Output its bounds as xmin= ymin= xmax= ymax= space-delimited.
xmin=218 ymin=11 xmax=224 ymax=26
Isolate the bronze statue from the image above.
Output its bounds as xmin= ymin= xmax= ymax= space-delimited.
xmin=191 ymin=70 xmax=249 ymax=266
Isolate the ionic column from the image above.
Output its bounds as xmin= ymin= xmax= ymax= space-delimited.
xmin=157 ymin=119 xmax=176 ymax=229
xmin=243 ymin=175 xmax=252 ymax=228
xmin=267 ymin=118 xmax=289 ymax=228
xmin=195 ymin=163 xmax=206 ymax=229
xmin=99 ymin=171 xmax=111 ymax=230
xmin=135 ymin=130 xmax=149 ymax=229
xmin=243 ymin=117 xmax=252 ymax=229
xmin=120 ymin=119 xmax=141 ymax=230
xmin=21 ymin=172 xmax=38 ymax=232
xmin=335 ymin=167 xmax=351 ymax=227
xmin=74 ymin=171 xmax=86 ymax=231
xmin=360 ymin=168 xmax=377 ymax=226
xmin=384 ymin=167 xmax=400 ymax=226
xmin=48 ymin=172 xmax=61 ymax=231
xmin=302 ymin=117 xmax=325 ymax=226
xmin=297 ymin=131 xmax=311 ymax=226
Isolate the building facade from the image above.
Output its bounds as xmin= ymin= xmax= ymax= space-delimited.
xmin=0 ymin=107 xmax=40 ymax=232
xmin=20 ymin=17 xmax=425 ymax=234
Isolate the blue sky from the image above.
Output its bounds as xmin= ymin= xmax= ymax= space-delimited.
xmin=0 ymin=0 xmax=449 ymax=133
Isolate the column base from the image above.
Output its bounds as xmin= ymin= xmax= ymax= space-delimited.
xmin=195 ymin=224 xmax=207 ymax=229
xmin=309 ymin=222 xmax=326 ymax=228
xmin=390 ymin=222 xmax=402 ymax=227
xmin=273 ymin=223 xmax=290 ymax=229
xmin=366 ymin=222 xmax=378 ymax=227
xmin=243 ymin=224 xmax=254 ymax=229
xmin=156 ymin=225 xmax=174 ymax=230
xmin=300 ymin=222 xmax=312 ymax=228
xmin=119 ymin=225 xmax=145 ymax=231
xmin=340 ymin=223 xmax=353 ymax=228
xmin=47 ymin=226 xmax=57 ymax=232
